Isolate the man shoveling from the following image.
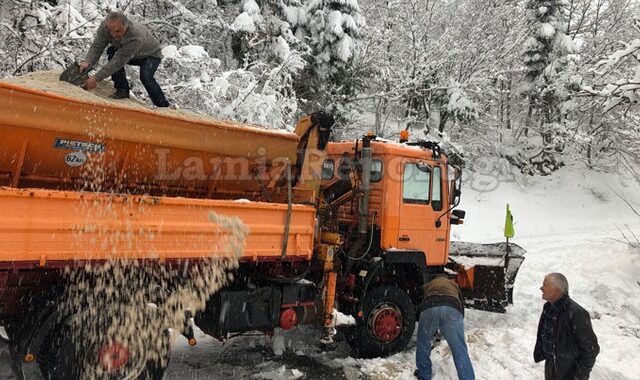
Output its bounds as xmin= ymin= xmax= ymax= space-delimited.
xmin=80 ymin=11 xmax=170 ymax=107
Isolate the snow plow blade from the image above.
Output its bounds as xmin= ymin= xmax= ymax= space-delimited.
xmin=449 ymin=241 xmax=525 ymax=313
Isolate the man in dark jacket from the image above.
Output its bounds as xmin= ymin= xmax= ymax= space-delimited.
xmin=80 ymin=11 xmax=169 ymax=107
xmin=534 ymin=273 xmax=599 ymax=380
xmin=416 ymin=275 xmax=474 ymax=380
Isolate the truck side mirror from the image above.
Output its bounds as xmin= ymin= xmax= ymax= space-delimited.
xmin=452 ymin=209 xmax=465 ymax=219
xmin=450 ymin=209 xmax=465 ymax=225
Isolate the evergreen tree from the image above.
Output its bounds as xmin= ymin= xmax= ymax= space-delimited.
xmin=294 ymin=0 xmax=365 ymax=129
xmin=230 ymin=0 xmax=307 ymax=71
xmin=303 ymin=0 xmax=364 ymax=79
xmin=522 ymin=0 xmax=579 ymax=174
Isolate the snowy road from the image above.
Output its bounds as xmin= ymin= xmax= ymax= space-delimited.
xmin=166 ymin=168 xmax=640 ymax=379
xmin=164 ymin=230 xmax=640 ymax=380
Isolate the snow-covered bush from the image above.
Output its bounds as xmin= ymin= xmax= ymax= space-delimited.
xmin=155 ymin=44 xmax=297 ymax=129
xmin=304 ymin=0 xmax=364 ymax=79
xmin=0 ymin=1 xmax=96 ymax=75
xmin=446 ymin=80 xmax=477 ymax=124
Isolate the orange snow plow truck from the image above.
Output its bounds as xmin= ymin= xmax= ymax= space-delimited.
xmin=0 ymin=74 xmax=524 ymax=379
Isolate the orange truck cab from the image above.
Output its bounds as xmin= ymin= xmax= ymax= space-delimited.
xmin=324 ymin=139 xmax=453 ymax=265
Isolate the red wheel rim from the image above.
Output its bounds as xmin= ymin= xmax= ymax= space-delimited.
xmin=370 ymin=304 xmax=402 ymax=342
xmin=99 ymin=342 xmax=130 ymax=373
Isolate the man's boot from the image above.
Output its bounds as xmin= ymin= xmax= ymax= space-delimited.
xmin=109 ymin=89 xmax=130 ymax=99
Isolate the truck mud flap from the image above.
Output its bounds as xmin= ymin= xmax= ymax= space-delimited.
xmin=0 ymin=335 xmax=17 ymax=380
xmin=0 ymin=334 xmax=42 ymax=380
xmin=449 ymin=241 xmax=526 ymax=313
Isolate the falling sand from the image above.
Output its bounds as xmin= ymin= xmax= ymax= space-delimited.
xmin=60 ymin=206 xmax=247 ymax=378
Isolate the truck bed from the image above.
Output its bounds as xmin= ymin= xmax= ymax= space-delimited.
xmin=0 ymin=72 xmax=299 ymax=197
xmin=0 ymin=186 xmax=315 ymax=269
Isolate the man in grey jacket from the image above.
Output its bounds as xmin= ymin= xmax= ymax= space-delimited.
xmin=81 ymin=11 xmax=169 ymax=107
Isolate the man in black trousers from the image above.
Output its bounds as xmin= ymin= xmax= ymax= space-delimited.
xmin=535 ymin=273 xmax=599 ymax=380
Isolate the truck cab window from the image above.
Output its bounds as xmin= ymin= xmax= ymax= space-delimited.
xmin=432 ymin=166 xmax=442 ymax=211
xmin=371 ymin=159 xmax=383 ymax=182
xmin=321 ymin=159 xmax=334 ymax=180
xmin=403 ymin=162 xmax=430 ymax=204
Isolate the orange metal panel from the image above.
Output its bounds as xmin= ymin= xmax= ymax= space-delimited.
xmin=0 ymin=81 xmax=298 ymax=159
xmin=0 ymin=81 xmax=298 ymax=195
xmin=0 ymin=187 xmax=315 ymax=265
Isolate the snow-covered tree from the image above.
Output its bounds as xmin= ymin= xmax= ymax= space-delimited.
xmin=575 ymin=15 xmax=640 ymax=173
xmin=521 ymin=0 xmax=579 ymax=174
xmin=230 ymin=0 xmax=307 ymax=70
xmin=0 ymin=0 xmax=97 ymax=75
xmin=303 ymin=0 xmax=364 ymax=79
xmin=226 ymin=0 xmax=367 ymax=129
xmin=354 ymin=0 xmax=523 ymax=142
xmin=294 ymin=0 xmax=365 ymax=128
xmin=2 ymin=0 xmax=640 ymax=176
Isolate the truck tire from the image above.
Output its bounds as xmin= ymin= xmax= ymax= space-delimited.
xmin=350 ymin=285 xmax=416 ymax=358
xmin=141 ymin=329 xmax=171 ymax=380
xmin=37 ymin=323 xmax=81 ymax=379
xmin=37 ymin=318 xmax=170 ymax=380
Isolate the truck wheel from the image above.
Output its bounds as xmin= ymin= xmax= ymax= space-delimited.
xmin=36 ymin=323 xmax=82 ymax=379
xmin=37 ymin=319 xmax=170 ymax=380
xmin=350 ymin=285 xmax=416 ymax=358
xmin=82 ymin=327 xmax=170 ymax=380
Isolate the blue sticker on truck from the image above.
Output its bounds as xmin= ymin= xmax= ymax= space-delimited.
xmin=54 ymin=138 xmax=105 ymax=153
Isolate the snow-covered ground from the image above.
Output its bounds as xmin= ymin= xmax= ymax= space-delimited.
xmin=166 ymin=165 xmax=640 ymax=380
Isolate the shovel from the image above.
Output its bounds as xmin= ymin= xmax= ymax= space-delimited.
xmin=59 ymin=62 xmax=91 ymax=86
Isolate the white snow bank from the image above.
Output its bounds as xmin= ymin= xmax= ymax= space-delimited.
xmin=455 ymin=164 xmax=640 ymax=243
xmin=162 ymin=45 xmax=210 ymax=60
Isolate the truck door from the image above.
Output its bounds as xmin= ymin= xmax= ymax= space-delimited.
xmin=396 ymin=160 xmax=446 ymax=265
xmin=397 ymin=160 xmax=432 ymax=253
xmin=430 ymin=165 xmax=448 ymax=265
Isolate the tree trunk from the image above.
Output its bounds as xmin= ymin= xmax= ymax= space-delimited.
xmin=498 ymin=79 xmax=504 ymax=143
xmin=375 ymin=97 xmax=388 ymax=136
xmin=498 ymin=79 xmax=504 ymax=125
xmin=522 ymin=97 xmax=533 ymax=138
xmin=506 ymin=77 xmax=512 ymax=130
xmin=586 ymin=111 xmax=595 ymax=168
xmin=438 ymin=110 xmax=448 ymax=135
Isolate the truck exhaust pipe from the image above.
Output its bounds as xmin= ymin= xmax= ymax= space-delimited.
xmin=358 ymin=137 xmax=372 ymax=235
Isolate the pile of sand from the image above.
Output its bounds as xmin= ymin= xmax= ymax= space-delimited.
xmin=0 ymin=70 xmax=272 ymax=130
xmin=2 ymin=71 xmax=154 ymax=109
